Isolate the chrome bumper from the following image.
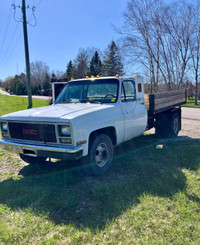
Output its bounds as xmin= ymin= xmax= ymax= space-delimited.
xmin=0 ymin=139 xmax=83 ymax=160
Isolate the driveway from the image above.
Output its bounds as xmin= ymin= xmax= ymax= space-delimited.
xmin=0 ymin=88 xmax=10 ymax=95
xmin=182 ymin=107 xmax=200 ymax=121
xmin=0 ymin=88 xmax=51 ymax=101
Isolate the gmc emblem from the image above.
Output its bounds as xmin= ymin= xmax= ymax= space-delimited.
xmin=22 ymin=129 xmax=37 ymax=136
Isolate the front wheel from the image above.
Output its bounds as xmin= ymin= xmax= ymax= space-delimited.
xmin=82 ymin=134 xmax=113 ymax=176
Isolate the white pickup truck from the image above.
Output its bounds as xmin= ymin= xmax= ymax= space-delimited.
xmin=0 ymin=76 xmax=186 ymax=175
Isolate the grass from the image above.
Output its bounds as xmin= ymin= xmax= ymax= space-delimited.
xmin=0 ymin=94 xmax=49 ymax=116
xmin=182 ymin=98 xmax=200 ymax=108
xmin=0 ymin=93 xmax=200 ymax=244
xmin=0 ymin=134 xmax=200 ymax=244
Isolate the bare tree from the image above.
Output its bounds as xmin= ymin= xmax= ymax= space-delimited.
xmin=73 ymin=48 xmax=89 ymax=78
xmin=189 ymin=1 xmax=200 ymax=105
xmin=30 ymin=61 xmax=50 ymax=95
xmin=119 ymin=0 xmax=196 ymax=91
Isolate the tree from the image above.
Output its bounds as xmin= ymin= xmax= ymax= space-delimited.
xmin=66 ymin=60 xmax=75 ymax=80
xmin=74 ymin=49 xmax=89 ymax=78
xmin=120 ymin=0 xmax=195 ymax=91
xmin=13 ymin=73 xmax=27 ymax=95
xmin=89 ymin=51 xmax=102 ymax=76
xmin=30 ymin=61 xmax=50 ymax=95
xmin=189 ymin=1 xmax=200 ymax=105
xmin=103 ymin=41 xmax=124 ymax=76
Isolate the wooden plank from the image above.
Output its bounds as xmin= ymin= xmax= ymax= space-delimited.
xmin=155 ymin=94 xmax=185 ymax=106
xmin=144 ymin=89 xmax=186 ymax=113
xmin=155 ymin=97 xmax=185 ymax=111
xmin=144 ymin=94 xmax=150 ymax=110
xmin=153 ymin=89 xmax=185 ymax=99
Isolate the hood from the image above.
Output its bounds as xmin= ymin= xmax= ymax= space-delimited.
xmin=0 ymin=103 xmax=113 ymax=122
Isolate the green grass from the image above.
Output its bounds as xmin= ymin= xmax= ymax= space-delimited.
xmin=0 ymin=94 xmax=49 ymax=116
xmin=182 ymin=102 xmax=200 ymax=109
xmin=182 ymin=99 xmax=200 ymax=108
xmin=0 ymin=134 xmax=200 ymax=244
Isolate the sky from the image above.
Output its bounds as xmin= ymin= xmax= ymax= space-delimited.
xmin=0 ymin=0 xmax=128 ymax=81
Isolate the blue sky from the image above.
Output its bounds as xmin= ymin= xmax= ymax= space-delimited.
xmin=0 ymin=0 xmax=128 ymax=81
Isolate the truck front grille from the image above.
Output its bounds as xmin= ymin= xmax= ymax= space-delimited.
xmin=8 ymin=123 xmax=57 ymax=143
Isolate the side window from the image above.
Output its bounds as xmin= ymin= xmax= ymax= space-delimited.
xmin=121 ymin=80 xmax=136 ymax=102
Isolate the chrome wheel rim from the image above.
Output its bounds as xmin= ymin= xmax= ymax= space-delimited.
xmin=95 ymin=143 xmax=109 ymax=168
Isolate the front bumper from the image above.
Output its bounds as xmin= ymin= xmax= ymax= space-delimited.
xmin=0 ymin=139 xmax=83 ymax=160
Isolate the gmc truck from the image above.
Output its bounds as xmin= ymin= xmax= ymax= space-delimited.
xmin=0 ymin=76 xmax=186 ymax=175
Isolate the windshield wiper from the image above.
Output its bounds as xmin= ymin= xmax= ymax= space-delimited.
xmin=80 ymin=99 xmax=101 ymax=104
xmin=58 ymin=99 xmax=72 ymax=104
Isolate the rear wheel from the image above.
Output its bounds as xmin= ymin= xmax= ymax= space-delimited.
xmin=20 ymin=154 xmax=47 ymax=165
xmin=82 ymin=134 xmax=113 ymax=176
xmin=155 ymin=111 xmax=180 ymax=138
xmin=170 ymin=113 xmax=180 ymax=137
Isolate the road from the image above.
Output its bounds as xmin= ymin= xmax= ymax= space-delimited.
xmin=182 ymin=107 xmax=200 ymax=121
xmin=0 ymin=88 xmax=9 ymax=95
xmin=0 ymin=88 xmax=51 ymax=101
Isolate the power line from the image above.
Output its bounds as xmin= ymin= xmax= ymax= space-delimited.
xmin=0 ymin=4 xmax=13 ymax=56
xmin=0 ymin=32 xmax=23 ymax=72
xmin=0 ymin=23 xmax=20 ymax=66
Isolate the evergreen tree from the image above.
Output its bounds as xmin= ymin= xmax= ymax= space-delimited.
xmin=89 ymin=51 xmax=102 ymax=76
xmin=43 ymin=72 xmax=51 ymax=96
xmin=66 ymin=60 xmax=74 ymax=80
xmin=103 ymin=41 xmax=124 ymax=76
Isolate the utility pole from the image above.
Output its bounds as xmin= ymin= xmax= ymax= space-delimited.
xmin=22 ymin=0 xmax=32 ymax=108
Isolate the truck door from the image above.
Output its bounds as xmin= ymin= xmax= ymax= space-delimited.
xmin=121 ymin=80 xmax=147 ymax=141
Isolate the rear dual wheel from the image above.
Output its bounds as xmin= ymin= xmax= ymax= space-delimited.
xmin=155 ymin=112 xmax=180 ymax=138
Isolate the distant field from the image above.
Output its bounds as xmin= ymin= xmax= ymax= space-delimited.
xmin=0 ymin=94 xmax=49 ymax=116
xmin=0 ymin=136 xmax=200 ymax=244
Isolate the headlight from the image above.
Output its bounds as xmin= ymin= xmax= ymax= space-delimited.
xmin=1 ymin=122 xmax=8 ymax=131
xmin=60 ymin=125 xmax=71 ymax=136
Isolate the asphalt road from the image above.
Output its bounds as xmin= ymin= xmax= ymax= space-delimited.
xmin=0 ymin=88 xmax=9 ymax=95
xmin=182 ymin=107 xmax=200 ymax=121
xmin=0 ymin=88 xmax=51 ymax=101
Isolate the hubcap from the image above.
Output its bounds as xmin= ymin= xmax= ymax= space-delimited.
xmin=95 ymin=143 xmax=109 ymax=168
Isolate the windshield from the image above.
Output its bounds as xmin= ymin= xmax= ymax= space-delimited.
xmin=55 ymin=79 xmax=119 ymax=104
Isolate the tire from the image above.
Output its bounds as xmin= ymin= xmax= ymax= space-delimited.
xmin=20 ymin=154 xmax=47 ymax=165
xmin=155 ymin=114 xmax=170 ymax=138
xmin=82 ymin=134 xmax=113 ymax=176
xmin=155 ymin=112 xmax=180 ymax=138
xmin=170 ymin=113 xmax=180 ymax=137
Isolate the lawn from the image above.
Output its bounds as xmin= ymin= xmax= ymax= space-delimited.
xmin=0 ymin=94 xmax=49 ymax=116
xmin=0 ymin=135 xmax=200 ymax=244
xmin=182 ymin=98 xmax=200 ymax=109
xmin=0 ymin=94 xmax=200 ymax=244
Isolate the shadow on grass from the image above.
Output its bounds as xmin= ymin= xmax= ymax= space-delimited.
xmin=0 ymin=133 xmax=200 ymax=229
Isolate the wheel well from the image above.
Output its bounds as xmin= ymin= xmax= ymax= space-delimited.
xmin=89 ymin=127 xmax=117 ymax=146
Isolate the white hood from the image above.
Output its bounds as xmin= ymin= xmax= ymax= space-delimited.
xmin=0 ymin=103 xmax=114 ymax=122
